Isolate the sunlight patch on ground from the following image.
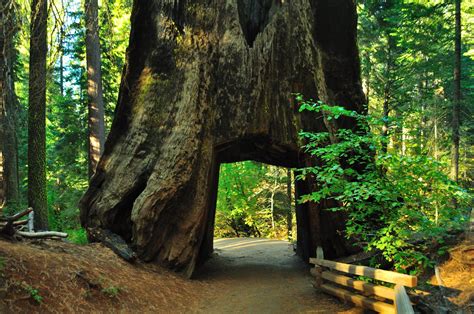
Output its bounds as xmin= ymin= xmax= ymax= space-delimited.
xmin=214 ymin=238 xmax=289 ymax=250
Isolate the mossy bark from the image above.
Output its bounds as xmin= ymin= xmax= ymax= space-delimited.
xmin=80 ymin=0 xmax=366 ymax=277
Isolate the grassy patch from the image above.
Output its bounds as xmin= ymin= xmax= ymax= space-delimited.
xmin=23 ymin=284 xmax=43 ymax=304
xmin=66 ymin=228 xmax=88 ymax=245
xmin=101 ymin=286 xmax=121 ymax=298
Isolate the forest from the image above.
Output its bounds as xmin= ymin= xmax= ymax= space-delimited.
xmin=0 ymin=0 xmax=473 ymax=312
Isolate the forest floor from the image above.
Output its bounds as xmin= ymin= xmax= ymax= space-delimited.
xmin=0 ymin=236 xmax=472 ymax=313
xmin=0 ymin=237 xmax=357 ymax=313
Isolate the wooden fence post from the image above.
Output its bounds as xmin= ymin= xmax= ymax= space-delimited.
xmin=314 ymin=246 xmax=324 ymax=289
xmin=394 ymin=284 xmax=414 ymax=314
xmin=28 ymin=210 xmax=34 ymax=232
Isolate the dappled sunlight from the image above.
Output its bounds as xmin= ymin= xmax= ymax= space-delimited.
xmin=215 ymin=161 xmax=295 ymax=240
xmin=215 ymin=238 xmax=288 ymax=251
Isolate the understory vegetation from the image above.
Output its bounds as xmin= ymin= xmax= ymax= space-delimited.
xmin=297 ymin=98 xmax=470 ymax=273
xmin=215 ymin=162 xmax=295 ymax=240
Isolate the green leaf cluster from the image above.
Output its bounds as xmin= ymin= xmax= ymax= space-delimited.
xmin=297 ymin=99 xmax=471 ymax=273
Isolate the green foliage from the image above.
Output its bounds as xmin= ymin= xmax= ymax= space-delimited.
xmin=358 ymin=0 xmax=474 ymax=184
xmin=67 ymin=228 xmax=88 ymax=245
xmin=297 ymin=98 xmax=471 ymax=273
xmin=11 ymin=0 xmax=132 ymax=234
xmin=23 ymin=284 xmax=43 ymax=304
xmin=101 ymin=286 xmax=121 ymax=298
xmin=215 ymin=162 xmax=295 ymax=239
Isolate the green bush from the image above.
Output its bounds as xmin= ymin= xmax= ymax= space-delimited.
xmin=297 ymin=97 xmax=471 ymax=274
xmin=66 ymin=228 xmax=88 ymax=245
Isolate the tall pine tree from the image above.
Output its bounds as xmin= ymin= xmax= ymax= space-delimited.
xmin=28 ymin=0 xmax=48 ymax=229
xmin=85 ymin=0 xmax=105 ymax=178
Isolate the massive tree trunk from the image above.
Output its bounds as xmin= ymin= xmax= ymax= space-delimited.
xmin=80 ymin=0 xmax=366 ymax=277
xmin=0 ymin=0 xmax=20 ymax=210
xmin=28 ymin=0 xmax=48 ymax=230
xmin=85 ymin=0 xmax=106 ymax=178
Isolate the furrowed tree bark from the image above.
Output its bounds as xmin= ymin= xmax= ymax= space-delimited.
xmin=451 ymin=0 xmax=461 ymax=182
xmin=80 ymin=0 xmax=366 ymax=277
xmin=28 ymin=0 xmax=48 ymax=230
xmin=0 ymin=0 xmax=20 ymax=211
xmin=286 ymin=169 xmax=293 ymax=239
xmin=85 ymin=0 xmax=105 ymax=178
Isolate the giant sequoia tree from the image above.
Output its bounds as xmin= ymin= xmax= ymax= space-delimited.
xmin=80 ymin=0 xmax=366 ymax=277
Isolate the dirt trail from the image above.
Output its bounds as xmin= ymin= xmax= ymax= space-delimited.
xmin=0 ymin=238 xmax=358 ymax=313
xmin=195 ymin=238 xmax=358 ymax=313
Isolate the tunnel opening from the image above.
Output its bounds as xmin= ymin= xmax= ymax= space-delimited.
xmin=194 ymin=137 xmax=360 ymax=275
xmin=192 ymin=158 xmax=306 ymax=281
xmin=195 ymin=137 xmax=317 ymax=273
xmin=214 ymin=161 xmax=296 ymax=241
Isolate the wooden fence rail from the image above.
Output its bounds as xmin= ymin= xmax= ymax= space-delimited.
xmin=309 ymin=247 xmax=416 ymax=314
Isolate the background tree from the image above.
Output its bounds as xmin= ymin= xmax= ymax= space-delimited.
xmin=0 ymin=0 xmax=20 ymax=211
xmin=452 ymin=0 xmax=461 ymax=182
xmin=28 ymin=0 xmax=48 ymax=230
xmin=85 ymin=0 xmax=105 ymax=178
xmin=215 ymin=162 xmax=295 ymax=239
xmin=358 ymin=0 xmax=473 ymax=186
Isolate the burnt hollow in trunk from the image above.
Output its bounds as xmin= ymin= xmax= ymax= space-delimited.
xmin=80 ymin=0 xmax=366 ymax=277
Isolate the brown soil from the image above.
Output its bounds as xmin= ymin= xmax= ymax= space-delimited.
xmin=195 ymin=238 xmax=360 ymax=313
xmin=0 ymin=238 xmax=358 ymax=313
xmin=422 ymin=239 xmax=474 ymax=313
xmin=3 ymin=236 xmax=470 ymax=313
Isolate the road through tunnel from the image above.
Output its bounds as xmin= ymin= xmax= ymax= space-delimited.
xmin=196 ymin=139 xmax=358 ymax=272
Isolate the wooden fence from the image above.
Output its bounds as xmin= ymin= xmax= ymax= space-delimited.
xmin=309 ymin=247 xmax=416 ymax=314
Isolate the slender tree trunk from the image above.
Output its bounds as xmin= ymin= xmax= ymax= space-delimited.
xmin=434 ymin=114 xmax=439 ymax=160
xmin=382 ymin=96 xmax=390 ymax=153
xmin=1 ymin=0 xmax=20 ymax=212
xmin=28 ymin=0 xmax=48 ymax=229
xmin=419 ymin=101 xmax=425 ymax=154
xmin=402 ymin=125 xmax=406 ymax=156
xmin=85 ymin=0 xmax=105 ymax=178
xmin=452 ymin=0 xmax=461 ymax=182
xmin=0 ymin=1 xmax=7 ymax=210
xmin=364 ymin=53 xmax=371 ymax=103
xmin=59 ymin=28 xmax=64 ymax=97
xmin=286 ymin=169 xmax=292 ymax=240
xmin=381 ymin=43 xmax=393 ymax=154
xmin=270 ymin=175 xmax=277 ymax=231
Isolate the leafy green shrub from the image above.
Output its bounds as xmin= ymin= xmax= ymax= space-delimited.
xmin=66 ymin=228 xmax=88 ymax=245
xmin=23 ymin=284 xmax=43 ymax=304
xmin=101 ymin=286 xmax=121 ymax=298
xmin=297 ymin=97 xmax=470 ymax=274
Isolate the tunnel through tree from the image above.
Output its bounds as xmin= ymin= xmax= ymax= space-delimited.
xmin=80 ymin=0 xmax=366 ymax=277
xmin=214 ymin=162 xmax=295 ymax=240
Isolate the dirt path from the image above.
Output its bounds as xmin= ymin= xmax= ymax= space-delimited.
xmin=0 ymin=238 xmax=359 ymax=313
xmin=195 ymin=238 xmax=358 ymax=313
xmin=2 ymin=237 xmax=472 ymax=313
